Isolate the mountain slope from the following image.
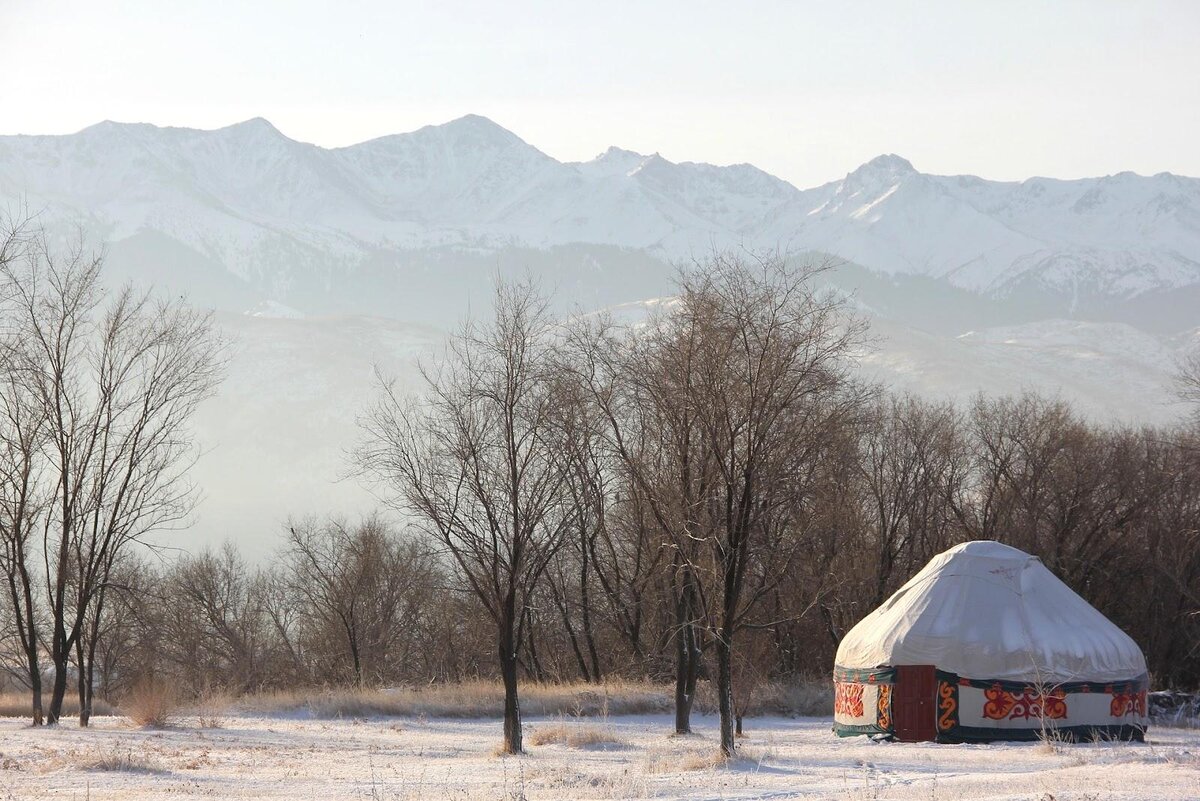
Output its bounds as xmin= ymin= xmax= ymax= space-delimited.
xmin=4 ymin=117 xmax=1200 ymax=330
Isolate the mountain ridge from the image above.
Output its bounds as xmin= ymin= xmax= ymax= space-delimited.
xmin=6 ymin=115 xmax=1195 ymax=552
xmin=3 ymin=115 xmax=1200 ymax=331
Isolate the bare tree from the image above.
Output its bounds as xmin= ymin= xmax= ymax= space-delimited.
xmin=858 ymin=395 xmax=965 ymax=607
xmin=677 ymin=253 xmax=868 ymax=756
xmin=358 ymin=279 xmax=573 ymax=754
xmin=282 ymin=516 xmax=435 ymax=686
xmin=0 ymin=219 xmax=52 ymax=723
xmin=164 ymin=544 xmax=273 ymax=693
xmin=0 ymin=341 xmax=50 ymax=724
xmin=1179 ymin=348 xmax=1200 ymax=422
xmin=561 ymin=300 xmax=714 ymax=734
xmin=0 ymin=225 xmax=224 ymax=725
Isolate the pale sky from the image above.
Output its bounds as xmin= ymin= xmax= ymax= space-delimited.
xmin=2 ymin=0 xmax=1198 ymax=187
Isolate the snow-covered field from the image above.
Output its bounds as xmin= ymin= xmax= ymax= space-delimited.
xmin=3 ymin=714 xmax=1197 ymax=800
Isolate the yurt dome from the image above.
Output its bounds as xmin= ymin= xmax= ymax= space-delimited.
xmin=833 ymin=541 xmax=1149 ymax=743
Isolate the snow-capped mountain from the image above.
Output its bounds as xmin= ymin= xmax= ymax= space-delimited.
xmin=4 ymin=115 xmax=1199 ymax=332
xmin=6 ymin=115 xmax=1196 ymax=553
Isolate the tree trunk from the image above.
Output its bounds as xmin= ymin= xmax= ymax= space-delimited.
xmin=344 ymin=619 xmax=363 ymax=687
xmin=29 ymin=665 xmax=43 ymax=726
xmin=549 ymin=577 xmax=591 ymax=682
xmin=522 ymin=608 xmax=547 ymax=683
xmin=579 ymin=537 xmax=602 ymax=683
xmin=716 ymin=630 xmax=736 ymax=757
xmin=46 ymin=653 xmax=69 ymax=725
xmin=8 ymin=570 xmax=43 ymax=725
xmin=674 ymin=619 xmax=700 ymax=734
xmin=79 ymin=622 xmax=101 ymax=728
xmin=499 ymin=618 xmax=523 ymax=754
xmin=75 ymin=637 xmax=89 ymax=727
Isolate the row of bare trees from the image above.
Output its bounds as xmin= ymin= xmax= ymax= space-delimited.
xmin=0 ymin=237 xmax=1196 ymax=757
xmin=353 ymin=253 xmax=1200 ymax=754
xmin=356 ymin=254 xmax=877 ymax=754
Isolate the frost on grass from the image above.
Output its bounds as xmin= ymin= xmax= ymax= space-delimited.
xmin=77 ymin=742 xmax=167 ymax=774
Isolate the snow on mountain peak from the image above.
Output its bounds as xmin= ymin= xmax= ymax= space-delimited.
xmin=841 ymin=153 xmax=914 ymax=185
xmin=599 ymin=145 xmax=645 ymax=159
xmin=73 ymin=119 xmax=162 ymax=144
xmin=219 ymin=117 xmax=287 ymax=138
xmin=834 ymin=154 xmax=919 ymax=202
xmin=577 ymin=146 xmax=650 ymax=178
xmin=3 ymin=118 xmax=1200 ymax=326
xmin=859 ymin=153 xmax=916 ymax=175
xmin=420 ymin=114 xmax=532 ymax=151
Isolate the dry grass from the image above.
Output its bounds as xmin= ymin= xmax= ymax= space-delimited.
xmin=528 ymin=718 xmax=626 ymax=748
xmin=238 ymin=679 xmax=672 ymax=719
xmin=644 ymin=745 xmax=775 ymax=775
xmin=1151 ymin=707 xmax=1200 ymax=730
xmin=234 ymin=677 xmax=831 ymax=721
xmin=644 ymin=749 xmax=729 ymax=773
xmin=0 ymin=677 xmax=829 ymax=729
xmin=120 ymin=679 xmax=178 ymax=728
xmin=695 ymin=678 xmax=832 ymax=717
xmin=78 ymin=742 xmax=166 ymax=774
xmin=0 ymin=692 xmax=115 ymax=719
xmin=188 ymin=689 xmax=233 ymax=728
xmin=0 ymin=677 xmax=832 ymax=729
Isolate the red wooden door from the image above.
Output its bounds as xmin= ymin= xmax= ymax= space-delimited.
xmin=893 ymin=664 xmax=937 ymax=742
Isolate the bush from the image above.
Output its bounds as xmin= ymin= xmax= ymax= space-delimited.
xmin=120 ymin=679 xmax=178 ymax=728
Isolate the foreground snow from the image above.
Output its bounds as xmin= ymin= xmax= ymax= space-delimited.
xmin=1 ymin=714 xmax=1196 ymax=800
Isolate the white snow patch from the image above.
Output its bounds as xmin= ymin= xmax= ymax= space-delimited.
xmin=3 ymin=714 xmax=1195 ymax=799
xmin=245 ymin=300 xmax=305 ymax=319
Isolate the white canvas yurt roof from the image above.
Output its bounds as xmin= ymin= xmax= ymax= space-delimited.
xmin=836 ymin=541 xmax=1147 ymax=683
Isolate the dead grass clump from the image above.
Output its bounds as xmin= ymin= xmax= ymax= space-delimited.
xmin=120 ymin=679 xmax=178 ymax=728
xmin=79 ymin=743 xmax=166 ymax=774
xmin=489 ymin=741 xmax=522 ymax=758
xmin=645 ymin=750 xmax=729 ymax=773
xmin=1035 ymin=732 xmax=1064 ymax=755
xmin=190 ymin=689 xmax=232 ymax=728
xmin=528 ymin=719 xmax=625 ymax=748
xmin=677 ymin=751 xmax=729 ymax=771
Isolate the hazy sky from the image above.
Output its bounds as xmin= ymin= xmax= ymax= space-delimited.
xmin=3 ymin=1 xmax=1198 ymax=187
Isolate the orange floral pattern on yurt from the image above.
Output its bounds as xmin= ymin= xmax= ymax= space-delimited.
xmin=875 ymin=684 xmax=892 ymax=730
xmin=982 ymin=684 xmax=1067 ymax=721
xmin=834 ymin=682 xmax=864 ymax=718
xmin=937 ymin=680 xmax=957 ymax=731
xmin=1110 ymin=689 xmax=1146 ymax=717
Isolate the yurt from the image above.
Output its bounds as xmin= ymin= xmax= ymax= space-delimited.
xmin=833 ymin=541 xmax=1149 ymax=742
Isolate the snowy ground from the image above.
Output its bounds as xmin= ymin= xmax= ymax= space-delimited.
xmin=0 ymin=714 xmax=1196 ymax=800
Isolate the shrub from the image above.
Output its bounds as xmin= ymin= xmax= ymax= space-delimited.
xmin=121 ymin=679 xmax=178 ymax=728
